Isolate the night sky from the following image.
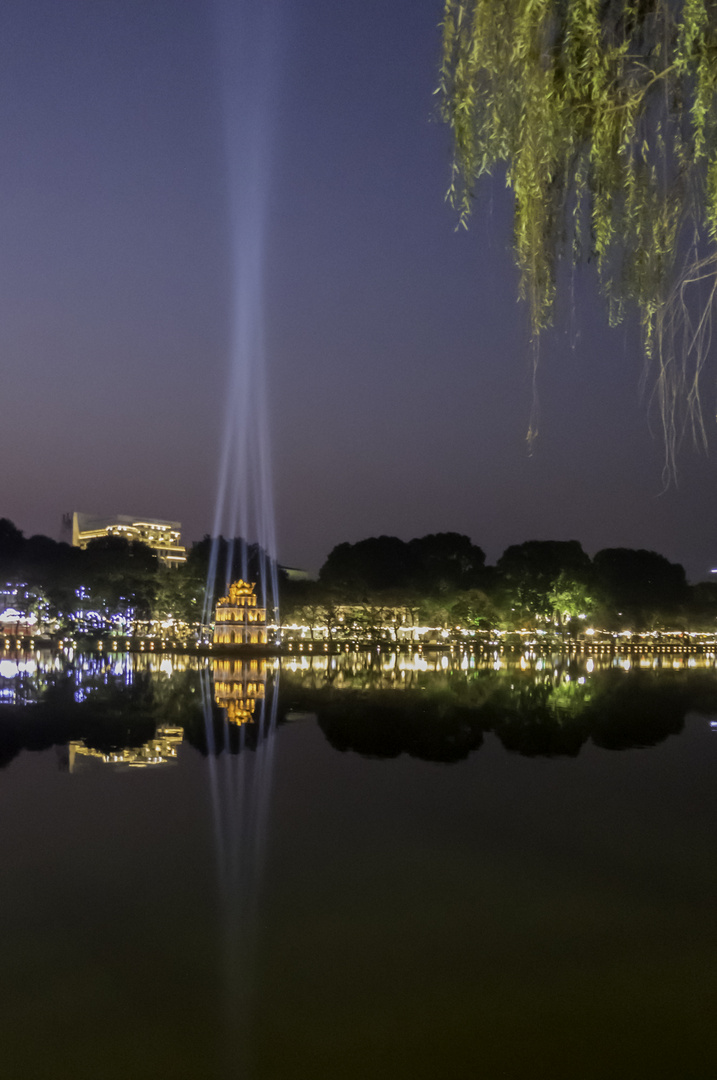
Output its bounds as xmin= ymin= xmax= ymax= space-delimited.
xmin=2 ymin=0 xmax=716 ymax=580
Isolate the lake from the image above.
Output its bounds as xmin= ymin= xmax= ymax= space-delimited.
xmin=0 ymin=647 xmax=716 ymax=1079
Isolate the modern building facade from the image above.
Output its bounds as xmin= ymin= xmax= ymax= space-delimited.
xmin=213 ymin=579 xmax=267 ymax=646
xmin=72 ymin=512 xmax=187 ymax=567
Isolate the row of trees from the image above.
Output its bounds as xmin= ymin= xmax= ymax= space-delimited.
xmin=0 ymin=518 xmax=290 ymax=637
xmin=2 ymin=518 xmax=717 ymax=637
xmin=0 ymin=519 xmax=253 ymax=636
xmin=284 ymin=533 xmax=717 ymax=636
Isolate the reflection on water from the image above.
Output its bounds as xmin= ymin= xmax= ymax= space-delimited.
xmin=213 ymin=658 xmax=266 ymax=726
xmin=1 ymin=648 xmax=717 ymax=1079
xmin=279 ymin=648 xmax=717 ymax=761
xmin=200 ymin=657 xmax=279 ymax=1075
xmin=65 ymin=727 xmax=184 ymax=771
xmin=1 ymin=647 xmax=717 ymax=767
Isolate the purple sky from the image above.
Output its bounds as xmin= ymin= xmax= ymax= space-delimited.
xmin=1 ymin=0 xmax=716 ymax=580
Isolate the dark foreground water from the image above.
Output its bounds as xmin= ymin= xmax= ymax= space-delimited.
xmin=1 ymin=649 xmax=716 ymax=1079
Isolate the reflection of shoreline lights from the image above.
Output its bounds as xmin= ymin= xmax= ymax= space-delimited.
xmin=0 ymin=658 xmax=36 ymax=679
xmin=0 ymin=649 xmax=211 ymax=710
xmin=4 ymin=646 xmax=717 ymax=710
xmin=0 ymin=655 xmax=45 ymax=705
xmin=274 ymin=648 xmax=717 ymax=687
xmin=0 ymin=648 xmax=715 ymax=772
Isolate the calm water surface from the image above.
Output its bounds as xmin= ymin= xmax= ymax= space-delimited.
xmin=0 ymin=649 xmax=716 ymax=1079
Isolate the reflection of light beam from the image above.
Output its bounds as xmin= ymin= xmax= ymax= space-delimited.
xmin=200 ymin=668 xmax=226 ymax=887
xmin=201 ymin=658 xmax=281 ymax=1068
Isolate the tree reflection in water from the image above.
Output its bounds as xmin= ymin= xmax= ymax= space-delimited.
xmin=279 ymin=652 xmax=717 ymax=761
xmin=1 ymin=650 xmax=717 ymax=768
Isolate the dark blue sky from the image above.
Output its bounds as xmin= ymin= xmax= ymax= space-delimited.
xmin=1 ymin=0 xmax=716 ymax=579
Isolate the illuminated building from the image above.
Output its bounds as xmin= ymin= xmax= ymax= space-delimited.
xmin=212 ymin=658 xmax=266 ymax=725
xmin=213 ymin=580 xmax=267 ymax=646
xmin=72 ymin=512 xmax=186 ymax=567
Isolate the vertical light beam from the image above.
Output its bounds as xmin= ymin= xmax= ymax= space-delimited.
xmin=206 ymin=0 xmax=282 ymax=629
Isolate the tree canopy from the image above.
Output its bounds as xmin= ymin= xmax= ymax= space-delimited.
xmin=496 ymin=539 xmax=592 ymax=621
xmin=319 ymin=532 xmax=486 ymax=594
xmin=592 ymin=545 xmax=688 ymax=614
xmin=439 ymin=0 xmax=717 ymax=472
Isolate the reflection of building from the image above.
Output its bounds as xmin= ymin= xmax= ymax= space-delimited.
xmin=66 ymin=726 xmax=184 ymax=770
xmin=213 ymin=580 xmax=267 ymax=646
xmin=213 ymin=659 xmax=266 ymax=725
xmin=72 ymin=512 xmax=186 ymax=567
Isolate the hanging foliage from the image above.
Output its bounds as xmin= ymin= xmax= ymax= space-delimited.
xmin=439 ymin=0 xmax=717 ymax=474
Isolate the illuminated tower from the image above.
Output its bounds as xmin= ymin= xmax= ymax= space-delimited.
xmin=213 ymin=580 xmax=267 ymax=646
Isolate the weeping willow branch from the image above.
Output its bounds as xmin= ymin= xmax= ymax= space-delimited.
xmin=439 ymin=0 xmax=717 ymax=477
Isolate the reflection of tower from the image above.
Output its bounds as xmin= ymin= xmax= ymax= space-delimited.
xmin=213 ymin=659 xmax=266 ymax=725
xmin=213 ymin=580 xmax=267 ymax=646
